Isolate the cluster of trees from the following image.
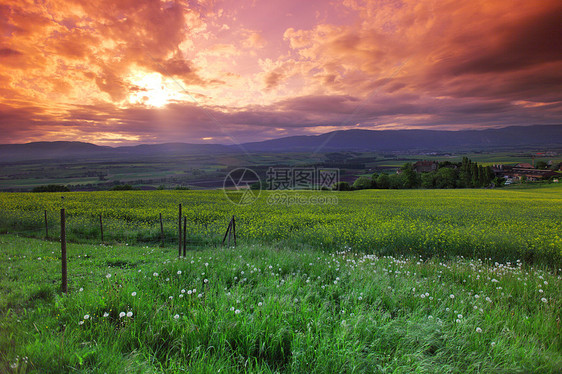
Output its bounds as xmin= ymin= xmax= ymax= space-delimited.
xmin=31 ymin=184 xmax=70 ymax=193
xmin=340 ymin=158 xmax=500 ymax=191
xmin=535 ymin=160 xmax=561 ymax=171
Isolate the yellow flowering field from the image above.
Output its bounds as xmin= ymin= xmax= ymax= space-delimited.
xmin=0 ymin=185 xmax=561 ymax=267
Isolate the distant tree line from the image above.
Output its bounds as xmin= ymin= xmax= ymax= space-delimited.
xmin=342 ymin=157 xmax=500 ymax=191
xmin=31 ymin=184 xmax=70 ymax=193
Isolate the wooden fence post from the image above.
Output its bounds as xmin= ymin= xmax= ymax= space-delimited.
xmin=228 ymin=219 xmax=232 ymax=247
xmin=61 ymin=208 xmax=67 ymax=293
xmin=183 ymin=216 xmax=187 ymax=257
xmin=178 ymin=204 xmax=182 ymax=257
xmin=222 ymin=216 xmax=235 ymax=247
xmin=44 ymin=210 xmax=48 ymax=239
xmin=99 ymin=214 xmax=104 ymax=243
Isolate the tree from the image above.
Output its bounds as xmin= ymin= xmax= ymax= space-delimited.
xmin=388 ymin=173 xmax=404 ymax=189
xmin=376 ymin=174 xmax=390 ymax=189
xmin=478 ymin=165 xmax=486 ymax=187
xmin=458 ymin=157 xmax=472 ymax=188
xmin=435 ymin=167 xmax=457 ymax=188
xmin=535 ymin=161 xmax=548 ymax=170
xmin=484 ymin=167 xmax=494 ymax=185
xmin=400 ymin=163 xmax=421 ymax=189
xmin=470 ymin=163 xmax=479 ymax=187
xmin=421 ymin=172 xmax=435 ymax=189
xmin=492 ymin=177 xmax=505 ymax=187
xmin=352 ymin=176 xmax=373 ymax=190
xmin=370 ymin=173 xmax=379 ymax=189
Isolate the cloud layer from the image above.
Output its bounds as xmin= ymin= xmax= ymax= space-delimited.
xmin=0 ymin=0 xmax=561 ymax=145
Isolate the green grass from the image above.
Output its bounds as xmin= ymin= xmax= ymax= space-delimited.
xmin=1 ymin=235 xmax=560 ymax=373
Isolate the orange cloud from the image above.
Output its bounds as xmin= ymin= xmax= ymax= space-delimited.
xmin=0 ymin=0 xmax=560 ymax=145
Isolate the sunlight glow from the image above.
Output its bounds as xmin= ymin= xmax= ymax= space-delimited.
xmin=127 ymin=72 xmax=182 ymax=108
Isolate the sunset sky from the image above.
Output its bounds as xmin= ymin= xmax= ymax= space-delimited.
xmin=1 ymin=0 xmax=561 ymax=146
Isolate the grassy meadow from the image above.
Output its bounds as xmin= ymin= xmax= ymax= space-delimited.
xmin=1 ymin=236 xmax=560 ymax=373
xmin=0 ymin=185 xmax=561 ymax=372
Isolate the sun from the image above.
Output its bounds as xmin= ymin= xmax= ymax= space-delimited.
xmin=127 ymin=72 xmax=181 ymax=108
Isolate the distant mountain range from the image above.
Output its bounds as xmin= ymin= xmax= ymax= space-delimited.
xmin=240 ymin=125 xmax=562 ymax=152
xmin=1 ymin=125 xmax=560 ymax=162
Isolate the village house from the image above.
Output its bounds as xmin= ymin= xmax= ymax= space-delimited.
xmin=413 ymin=160 xmax=439 ymax=173
xmin=492 ymin=163 xmax=558 ymax=182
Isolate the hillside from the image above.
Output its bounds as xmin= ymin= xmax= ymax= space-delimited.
xmin=1 ymin=125 xmax=560 ymax=163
